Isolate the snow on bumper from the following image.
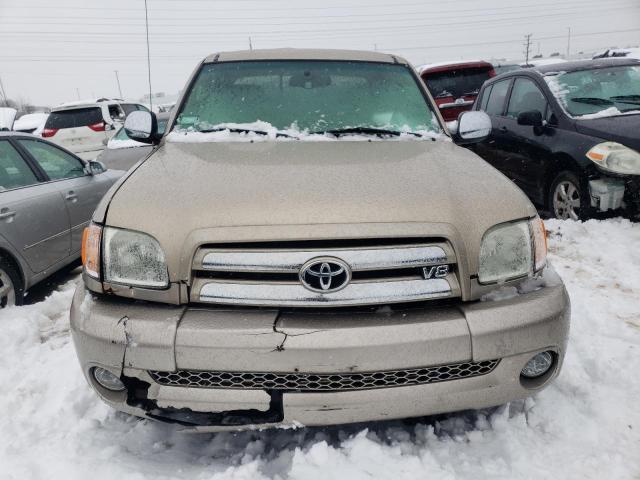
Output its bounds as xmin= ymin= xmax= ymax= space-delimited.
xmin=70 ymin=282 xmax=570 ymax=430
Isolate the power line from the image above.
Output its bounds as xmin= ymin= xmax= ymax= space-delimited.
xmin=1 ymin=2 xmax=637 ymax=39
xmin=2 ymin=0 xmax=629 ymax=24
xmin=1 ymin=27 xmax=637 ymax=63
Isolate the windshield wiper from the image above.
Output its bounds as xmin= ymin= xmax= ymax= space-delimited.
xmin=312 ymin=127 xmax=422 ymax=137
xmin=197 ymin=127 xmax=295 ymax=138
xmin=569 ymin=97 xmax=614 ymax=106
xmin=610 ymin=95 xmax=640 ymax=105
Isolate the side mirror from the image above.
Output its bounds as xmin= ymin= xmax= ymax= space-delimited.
xmin=517 ymin=110 xmax=543 ymax=127
xmin=124 ymin=111 xmax=158 ymax=145
xmin=87 ymin=160 xmax=106 ymax=175
xmin=453 ymin=111 xmax=491 ymax=145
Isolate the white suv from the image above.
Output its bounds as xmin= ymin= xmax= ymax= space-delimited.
xmin=42 ymin=99 xmax=149 ymax=160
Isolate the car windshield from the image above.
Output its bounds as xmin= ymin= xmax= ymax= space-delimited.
xmin=545 ymin=65 xmax=640 ymax=117
xmin=422 ymin=67 xmax=493 ymax=99
xmin=173 ymin=60 xmax=441 ymax=136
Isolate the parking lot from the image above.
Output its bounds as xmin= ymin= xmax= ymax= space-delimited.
xmin=2 ymin=1 xmax=640 ymax=478
xmin=1 ymin=217 xmax=638 ymax=479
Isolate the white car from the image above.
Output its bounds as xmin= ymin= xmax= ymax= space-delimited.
xmin=42 ymin=99 xmax=149 ymax=160
xmin=13 ymin=112 xmax=49 ymax=136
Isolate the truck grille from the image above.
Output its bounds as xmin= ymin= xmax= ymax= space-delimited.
xmin=149 ymin=360 xmax=499 ymax=392
xmin=190 ymin=239 xmax=460 ymax=307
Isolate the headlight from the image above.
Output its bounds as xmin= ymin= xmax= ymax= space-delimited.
xmin=102 ymin=227 xmax=169 ymax=288
xmin=586 ymin=142 xmax=640 ymax=175
xmin=478 ymin=217 xmax=546 ymax=284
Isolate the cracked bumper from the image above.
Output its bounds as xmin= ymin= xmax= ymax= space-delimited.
xmin=70 ymin=282 xmax=570 ymax=431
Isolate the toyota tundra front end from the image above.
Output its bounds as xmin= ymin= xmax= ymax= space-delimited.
xmin=70 ymin=49 xmax=570 ymax=431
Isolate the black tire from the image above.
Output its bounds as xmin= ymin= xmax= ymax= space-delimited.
xmin=0 ymin=256 xmax=24 ymax=308
xmin=548 ymin=171 xmax=593 ymax=220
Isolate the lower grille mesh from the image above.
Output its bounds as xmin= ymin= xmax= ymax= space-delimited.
xmin=148 ymin=360 xmax=499 ymax=392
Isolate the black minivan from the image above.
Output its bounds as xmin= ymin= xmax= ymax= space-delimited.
xmin=472 ymin=58 xmax=640 ymax=220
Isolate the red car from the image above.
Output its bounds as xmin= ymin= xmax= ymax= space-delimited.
xmin=419 ymin=61 xmax=496 ymax=122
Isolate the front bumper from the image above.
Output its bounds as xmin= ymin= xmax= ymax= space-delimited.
xmin=70 ymin=280 xmax=570 ymax=431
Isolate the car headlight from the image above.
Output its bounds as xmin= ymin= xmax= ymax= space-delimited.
xmin=82 ymin=223 xmax=169 ymax=289
xmin=586 ymin=142 xmax=640 ymax=175
xmin=478 ymin=217 xmax=546 ymax=284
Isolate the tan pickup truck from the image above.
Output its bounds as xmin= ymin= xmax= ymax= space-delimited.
xmin=70 ymin=49 xmax=570 ymax=431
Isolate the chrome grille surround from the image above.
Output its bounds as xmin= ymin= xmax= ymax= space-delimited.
xmin=149 ymin=360 xmax=499 ymax=392
xmin=191 ymin=242 xmax=459 ymax=307
xmin=196 ymin=245 xmax=449 ymax=272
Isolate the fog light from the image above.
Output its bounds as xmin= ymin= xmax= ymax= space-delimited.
xmin=521 ymin=351 xmax=554 ymax=378
xmin=93 ymin=367 xmax=125 ymax=391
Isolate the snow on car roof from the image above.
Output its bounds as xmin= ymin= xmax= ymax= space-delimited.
xmin=534 ymin=56 xmax=640 ymax=74
xmin=52 ymin=98 xmax=125 ymax=111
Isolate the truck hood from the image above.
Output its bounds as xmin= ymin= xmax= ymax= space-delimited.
xmin=103 ymin=140 xmax=536 ymax=280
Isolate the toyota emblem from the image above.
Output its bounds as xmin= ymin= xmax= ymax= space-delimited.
xmin=299 ymin=257 xmax=351 ymax=293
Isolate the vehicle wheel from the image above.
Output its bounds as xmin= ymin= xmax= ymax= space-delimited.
xmin=0 ymin=258 xmax=23 ymax=308
xmin=548 ymin=171 xmax=590 ymax=220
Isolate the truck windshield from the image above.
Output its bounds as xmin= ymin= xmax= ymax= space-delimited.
xmin=174 ymin=60 xmax=441 ymax=136
xmin=545 ymin=65 xmax=640 ymax=117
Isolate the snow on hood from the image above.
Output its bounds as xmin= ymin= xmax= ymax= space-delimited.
xmin=166 ymin=121 xmax=444 ymax=143
xmin=107 ymin=137 xmax=147 ymax=150
xmin=13 ymin=113 xmax=49 ymax=133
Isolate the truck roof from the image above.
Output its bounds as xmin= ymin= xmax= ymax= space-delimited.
xmin=204 ymin=48 xmax=408 ymax=65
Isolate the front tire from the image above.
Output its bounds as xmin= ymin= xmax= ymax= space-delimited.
xmin=0 ymin=258 xmax=23 ymax=308
xmin=548 ymin=171 xmax=591 ymax=220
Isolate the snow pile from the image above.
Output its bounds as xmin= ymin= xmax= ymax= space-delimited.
xmin=1 ymin=218 xmax=639 ymax=479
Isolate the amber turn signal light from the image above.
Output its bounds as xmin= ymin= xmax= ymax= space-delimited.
xmin=82 ymin=223 xmax=102 ymax=279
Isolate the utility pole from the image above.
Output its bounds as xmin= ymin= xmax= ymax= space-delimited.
xmin=114 ymin=70 xmax=123 ymax=98
xmin=523 ymin=34 xmax=533 ymax=65
xmin=249 ymin=37 xmax=253 ymax=50
xmin=76 ymin=88 xmax=81 ymax=100
xmin=0 ymin=76 xmax=8 ymax=104
xmin=374 ymin=43 xmax=378 ymax=51
xmin=566 ymin=27 xmax=571 ymax=59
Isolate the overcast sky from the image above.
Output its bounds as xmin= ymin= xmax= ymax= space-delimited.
xmin=1 ymin=0 xmax=638 ymax=106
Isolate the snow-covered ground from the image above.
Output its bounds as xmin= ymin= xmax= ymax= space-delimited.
xmin=1 ymin=218 xmax=639 ymax=480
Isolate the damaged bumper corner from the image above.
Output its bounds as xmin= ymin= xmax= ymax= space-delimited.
xmin=70 ymin=282 xmax=570 ymax=431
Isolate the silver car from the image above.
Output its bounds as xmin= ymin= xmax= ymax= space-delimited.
xmin=71 ymin=49 xmax=570 ymax=431
xmin=0 ymin=132 xmax=122 ymax=306
xmin=96 ymin=112 xmax=170 ymax=171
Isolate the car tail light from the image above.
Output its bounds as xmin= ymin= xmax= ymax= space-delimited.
xmin=88 ymin=122 xmax=106 ymax=132
xmin=42 ymin=128 xmax=58 ymax=138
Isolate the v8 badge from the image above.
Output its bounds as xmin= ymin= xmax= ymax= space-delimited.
xmin=423 ymin=265 xmax=449 ymax=279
